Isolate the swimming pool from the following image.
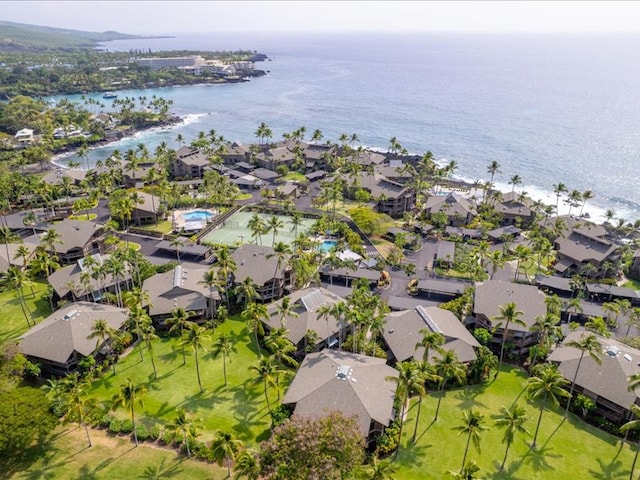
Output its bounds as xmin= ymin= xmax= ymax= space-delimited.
xmin=318 ymin=240 xmax=337 ymax=253
xmin=182 ymin=210 xmax=214 ymax=222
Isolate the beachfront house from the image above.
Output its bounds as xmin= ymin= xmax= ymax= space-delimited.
xmin=282 ymin=350 xmax=398 ymax=445
xmin=554 ymin=229 xmax=621 ymax=279
xmin=424 ymin=193 xmax=475 ymax=227
xmin=171 ymin=146 xmax=210 ymax=179
xmin=14 ymin=128 xmax=34 ymax=146
xmin=19 ymin=302 xmax=128 ymax=376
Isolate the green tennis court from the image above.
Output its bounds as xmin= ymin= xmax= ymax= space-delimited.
xmin=201 ymin=211 xmax=316 ymax=246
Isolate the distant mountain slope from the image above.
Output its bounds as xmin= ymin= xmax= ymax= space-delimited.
xmin=0 ymin=20 xmax=152 ymax=51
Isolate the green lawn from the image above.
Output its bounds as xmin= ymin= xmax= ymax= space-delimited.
xmin=0 ymin=280 xmax=52 ymax=345
xmin=88 ymin=315 xmax=282 ymax=445
xmin=8 ymin=425 xmax=226 ymax=480
xmin=395 ymin=366 xmax=636 ymax=479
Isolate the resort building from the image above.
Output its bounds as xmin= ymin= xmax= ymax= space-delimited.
xmin=382 ymin=306 xmax=480 ymax=364
xmin=282 ymin=350 xmax=398 ymax=444
xmin=142 ymin=265 xmax=218 ymax=324
xmin=171 ymin=147 xmax=210 ymax=179
xmin=495 ymin=191 xmax=535 ymax=226
xmin=472 ymin=280 xmax=546 ymax=354
xmin=14 ymin=128 xmax=34 ymax=146
xmin=19 ymin=302 xmax=128 ymax=376
xmin=548 ymin=331 xmax=640 ymax=423
xmin=43 ymin=219 xmax=107 ymax=264
xmin=230 ymin=244 xmax=294 ymax=302
xmin=424 ymin=193 xmax=475 ymax=227
xmin=346 ymin=172 xmax=415 ymax=218
xmin=137 ymin=55 xmax=205 ymax=70
xmin=264 ymin=287 xmax=348 ymax=351
xmin=131 ymin=191 xmax=162 ymax=226
xmin=554 ymin=229 xmax=621 ymax=279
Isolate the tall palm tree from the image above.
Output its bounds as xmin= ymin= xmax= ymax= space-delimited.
xmin=166 ymin=409 xmax=199 ymax=457
xmin=234 ymin=276 xmax=259 ymax=310
xmin=564 ymin=333 xmax=602 ymax=417
xmin=433 ymin=350 xmax=467 ymax=421
xmin=140 ymin=319 xmax=159 ymax=380
xmin=454 ymin=409 xmax=487 ymax=473
xmin=88 ymin=318 xmax=120 ymax=375
xmin=447 ymin=460 xmax=481 ymax=480
xmin=242 ymin=302 xmax=267 ymax=355
xmin=200 ymin=269 xmax=219 ymax=319
xmin=412 ymin=360 xmax=441 ymax=444
xmin=212 ymin=332 xmax=237 ymax=387
xmin=250 ymin=356 xmax=280 ymax=413
xmin=183 ymin=323 xmax=211 ymax=393
xmin=63 ymin=378 xmax=96 ymax=448
xmin=266 ymin=215 xmax=284 ymax=247
xmin=166 ymin=306 xmax=195 ymax=366
xmin=492 ymin=302 xmax=526 ymax=379
xmin=211 ymin=430 xmax=244 ymax=478
xmin=169 ymin=236 xmax=184 ymax=264
xmin=111 ymin=379 xmax=147 ymax=446
xmin=216 ymin=246 xmax=237 ymax=308
xmin=267 ymin=241 xmax=291 ymax=300
xmin=552 ymin=182 xmax=567 ymax=214
xmin=579 ymin=189 xmax=594 ymax=217
xmin=415 ymin=330 xmax=445 ymax=362
xmin=387 ymin=361 xmax=424 ymax=458
xmin=275 ymin=296 xmax=299 ymax=328
xmin=620 ymin=404 xmax=640 ymax=480
xmin=6 ymin=265 xmax=33 ymax=327
xmin=494 ymin=403 xmax=529 ymax=470
xmin=527 ymin=363 xmax=570 ymax=447
xmin=247 ymin=213 xmax=266 ymax=246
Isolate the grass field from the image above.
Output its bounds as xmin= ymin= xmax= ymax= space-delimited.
xmin=88 ymin=314 xmax=284 ymax=445
xmin=0 ymin=280 xmax=52 ymax=345
xmin=394 ymin=366 xmax=636 ymax=479
xmin=8 ymin=425 xmax=227 ymax=480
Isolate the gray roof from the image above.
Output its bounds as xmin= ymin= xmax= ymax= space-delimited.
xmin=282 ymin=350 xmax=398 ymax=437
xmin=231 ymin=244 xmax=290 ymax=285
xmin=474 ymin=280 xmax=546 ymax=331
xmin=20 ymin=302 xmax=128 ymax=364
xmin=265 ymin=287 xmax=346 ymax=345
xmin=1 ymin=209 xmax=50 ymax=231
xmin=416 ymin=277 xmax=471 ymax=296
xmin=383 ymin=307 xmax=479 ymax=363
xmin=47 ymin=219 xmax=104 ymax=253
xmin=154 ymin=240 xmax=210 ymax=256
xmin=586 ymin=283 xmax=640 ymax=301
xmin=355 ymin=172 xmax=411 ymax=199
xmin=142 ymin=265 xmax=218 ymax=316
xmin=445 ymin=226 xmax=482 ymax=238
xmin=0 ymin=241 xmax=37 ymax=271
xmin=535 ymin=274 xmax=573 ymax=292
xmin=548 ymin=330 xmax=640 ymax=410
xmin=48 ymin=254 xmax=131 ymax=298
xmin=425 ymin=193 xmax=474 ymax=217
xmin=133 ymin=191 xmax=161 ymax=215
xmin=555 ymin=231 xmax=619 ymax=264
xmin=251 ymin=167 xmax=279 ymax=181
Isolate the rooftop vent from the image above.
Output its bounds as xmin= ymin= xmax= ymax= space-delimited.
xmin=336 ymin=364 xmax=352 ymax=380
xmin=416 ymin=305 xmax=442 ymax=334
xmin=605 ymin=345 xmax=619 ymax=357
xmin=624 ymin=354 xmax=633 ymax=362
xmin=62 ymin=309 xmax=78 ymax=321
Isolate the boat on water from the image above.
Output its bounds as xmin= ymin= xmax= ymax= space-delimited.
xmin=103 ymin=92 xmax=117 ymax=99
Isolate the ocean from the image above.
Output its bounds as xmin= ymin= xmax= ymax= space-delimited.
xmin=53 ymin=32 xmax=640 ymax=223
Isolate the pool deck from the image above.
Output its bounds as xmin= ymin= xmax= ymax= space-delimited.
xmin=172 ymin=209 xmax=217 ymax=232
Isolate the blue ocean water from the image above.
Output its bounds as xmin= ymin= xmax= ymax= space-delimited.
xmin=55 ymin=32 xmax=640 ymax=222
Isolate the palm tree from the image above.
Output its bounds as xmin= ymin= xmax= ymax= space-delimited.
xmin=183 ymin=323 xmax=211 ymax=393
xmin=111 ymin=379 xmax=147 ymax=446
xmin=564 ymin=297 xmax=583 ymax=323
xmin=454 ymin=409 xmax=487 ymax=473
xmin=494 ymin=403 xmax=529 ymax=470
xmin=447 ymin=460 xmax=481 ymax=480
xmin=211 ymin=430 xmax=244 ymax=478
xmin=620 ymin=404 xmax=640 ymax=480
xmin=412 ymin=360 xmax=441 ymax=444
xmin=6 ymin=265 xmax=33 ymax=327
xmin=266 ymin=215 xmax=284 ymax=247
xmin=140 ymin=320 xmax=159 ymax=380
xmin=242 ymin=302 xmax=267 ymax=355
xmin=492 ymin=302 xmax=525 ymax=379
xmin=212 ymin=332 xmax=237 ymax=387
xmin=169 ymin=236 xmax=184 ymax=264
xmin=387 ymin=361 xmax=424 ymax=458
xmin=267 ymin=241 xmax=291 ymax=300
xmin=415 ymin=330 xmax=445 ymax=362
xmin=433 ymin=350 xmax=467 ymax=421
xmin=364 ymin=455 xmax=397 ymax=480
xmin=41 ymin=228 xmax=63 ymax=257
xmin=166 ymin=306 xmax=195 ymax=366
xmin=509 ymin=174 xmax=522 ymax=192
xmin=250 ymin=356 xmax=279 ymax=413
xmin=233 ymin=448 xmax=260 ymax=480
xmin=486 ymin=160 xmax=501 ymax=190
xmin=166 ymin=409 xmax=199 ymax=457
xmin=88 ymin=318 xmax=120 ymax=375
xmin=200 ymin=269 xmax=219 ymax=319
xmin=63 ymin=378 xmax=96 ymax=448
xmin=579 ymin=189 xmax=594 ymax=217
xmin=527 ymin=363 xmax=570 ymax=447
xmin=234 ymin=276 xmax=259 ymax=310
xmin=553 ymin=182 xmax=568 ymax=214
xmin=564 ymin=334 xmax=602 ymax=417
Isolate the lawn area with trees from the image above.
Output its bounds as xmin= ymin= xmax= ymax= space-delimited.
xmin=394 ymin=366 xmax=635 ymax=479
xmin=0 ymin=279 xmax=51 ymax=344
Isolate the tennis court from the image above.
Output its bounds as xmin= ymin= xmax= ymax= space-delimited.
xmin=201 ymin=211 xmax=316 ymax=246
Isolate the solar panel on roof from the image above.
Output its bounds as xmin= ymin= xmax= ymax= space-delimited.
xmin=300 ymin=289 xmax=326 ymax=312
xmin=173 ymin=265 xmax=183 ymax=288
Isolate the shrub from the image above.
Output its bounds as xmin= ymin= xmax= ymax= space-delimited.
xmin=191 ymin=440 xmax=212 ymax=461
xmin=135 ymin=424 xmax=151 ymax=441
xmin=108 ymin=418 xmax=133 ymax=434
xmin=375 ymin=421 xmax=401 ymax=457
xmin=148 ymin=425 xmax=161 ymax=441
xmin=270 ymin=404 xmax=292 ymax=427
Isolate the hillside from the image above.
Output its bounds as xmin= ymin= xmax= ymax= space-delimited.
xmin=0 ymin=20 xmax=161 ymax=51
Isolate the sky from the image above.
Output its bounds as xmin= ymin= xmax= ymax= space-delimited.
xmin=3 ymin=1 xmax=640 ymax=35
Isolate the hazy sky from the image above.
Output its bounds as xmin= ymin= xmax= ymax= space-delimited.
xmin=3 ymin=1 xmax=640 ymax=35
